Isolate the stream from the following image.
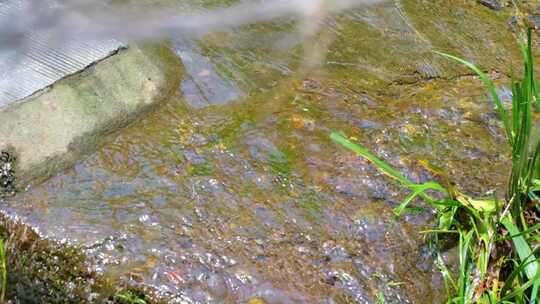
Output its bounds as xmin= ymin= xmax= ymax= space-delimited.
xmin=2 ymin=0 xmax=528 ymax=303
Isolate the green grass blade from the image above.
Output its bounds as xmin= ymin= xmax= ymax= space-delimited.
xmin=457 ymin=230 xmax=475 ymax=302
xmin=435 ymin=51 xmax=512 ymax=143
xmin=330 ymin=132 xmax=449 ymax=209
xmin=438 ymin=206 xmax=459 ymax=231
xmin=512 ymin=81 xmax=521 ymax=142
xmin=502 ymin=217 xmax=539 ymax=281
xmin=330 ymin=132 xmax=415 ymax=187
xmin=394 ymin=182 xmax=448 ymax=216
xmin=0 ymin=239 xmax=6 ymax=303
xmin=435 ymin=252 xmax=457 ymax=295
xmin=530 ymin=282 xmax=538 ymax=304
xmin=524 ymin=29 xmax=539 ymax=113
xmin=430 ymin=199 xmax=461 ymax=208
xmin=499 ymin=221 xmax=540 ymax=241
xmin=501 ymin=266 xmax=540 ymax=302
xmin=501 ymin=258 xmax=529 ymax=298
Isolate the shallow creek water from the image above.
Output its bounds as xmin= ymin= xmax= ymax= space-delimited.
xmin=2 ymin=0 xmax=526 ymax=303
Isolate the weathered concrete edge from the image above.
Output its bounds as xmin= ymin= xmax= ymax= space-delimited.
xmin=0 ymin=42 xmax=183 ymax=302
xmin=0 ymin=41 xmax=184 ymax=187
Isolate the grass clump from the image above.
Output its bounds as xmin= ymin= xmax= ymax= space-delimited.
xmin=331 ymin=28 xmax=540 ymax=303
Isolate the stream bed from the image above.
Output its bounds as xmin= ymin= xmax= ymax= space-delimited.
xmin=1 ymin=0 xmax=531 ymax=303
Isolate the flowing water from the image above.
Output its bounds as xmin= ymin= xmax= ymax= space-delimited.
xmin=1 ymin=0 xmax=527 ymax=302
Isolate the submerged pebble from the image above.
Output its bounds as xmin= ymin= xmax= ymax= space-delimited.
xmin=476 ymin=0 xmax=502 ymax=11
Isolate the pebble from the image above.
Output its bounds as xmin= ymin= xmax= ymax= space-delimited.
xmin=476 ymin=0 xmax=502 ymax=11
xmin=0 ymin=151 xmax=16 ymax=197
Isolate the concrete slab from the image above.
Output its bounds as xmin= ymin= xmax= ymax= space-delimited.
xmin=0 ymin=0 xmax=124 ymax=108
xmin=0 ymin=43 xmax=183 ymax=186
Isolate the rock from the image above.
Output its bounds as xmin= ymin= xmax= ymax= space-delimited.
xmin=0 ymin=151 xmax=16 ymax=197
xmin=528 ymin=15 xmax=540 ymax=29
xmin=476 ymin=0 xmax=502 ymax=11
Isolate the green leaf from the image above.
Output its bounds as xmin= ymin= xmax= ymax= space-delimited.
xmin=330 ymin=132 xmax=448 ymax=206
xmin=455 ymin=193 xmax=498 ymax=213
xmin=394 ymin=182 xmax=447 ymax=216
xmin=435 ymin=51 xmax=511 ymax=144
xmin=330 ymin=132 xmax=416 ymax=188
xmin=501 ymin=217 xmax=539 ymax=281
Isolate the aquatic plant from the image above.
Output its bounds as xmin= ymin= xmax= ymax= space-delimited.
xmin=331 ymin=28 xmax=540 ymax=303
xmin=114 ymin=290 xmax=147 ymax=304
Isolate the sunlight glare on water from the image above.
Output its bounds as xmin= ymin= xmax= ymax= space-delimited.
xmin=0 ymin=0 xmax=385 ymax=50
